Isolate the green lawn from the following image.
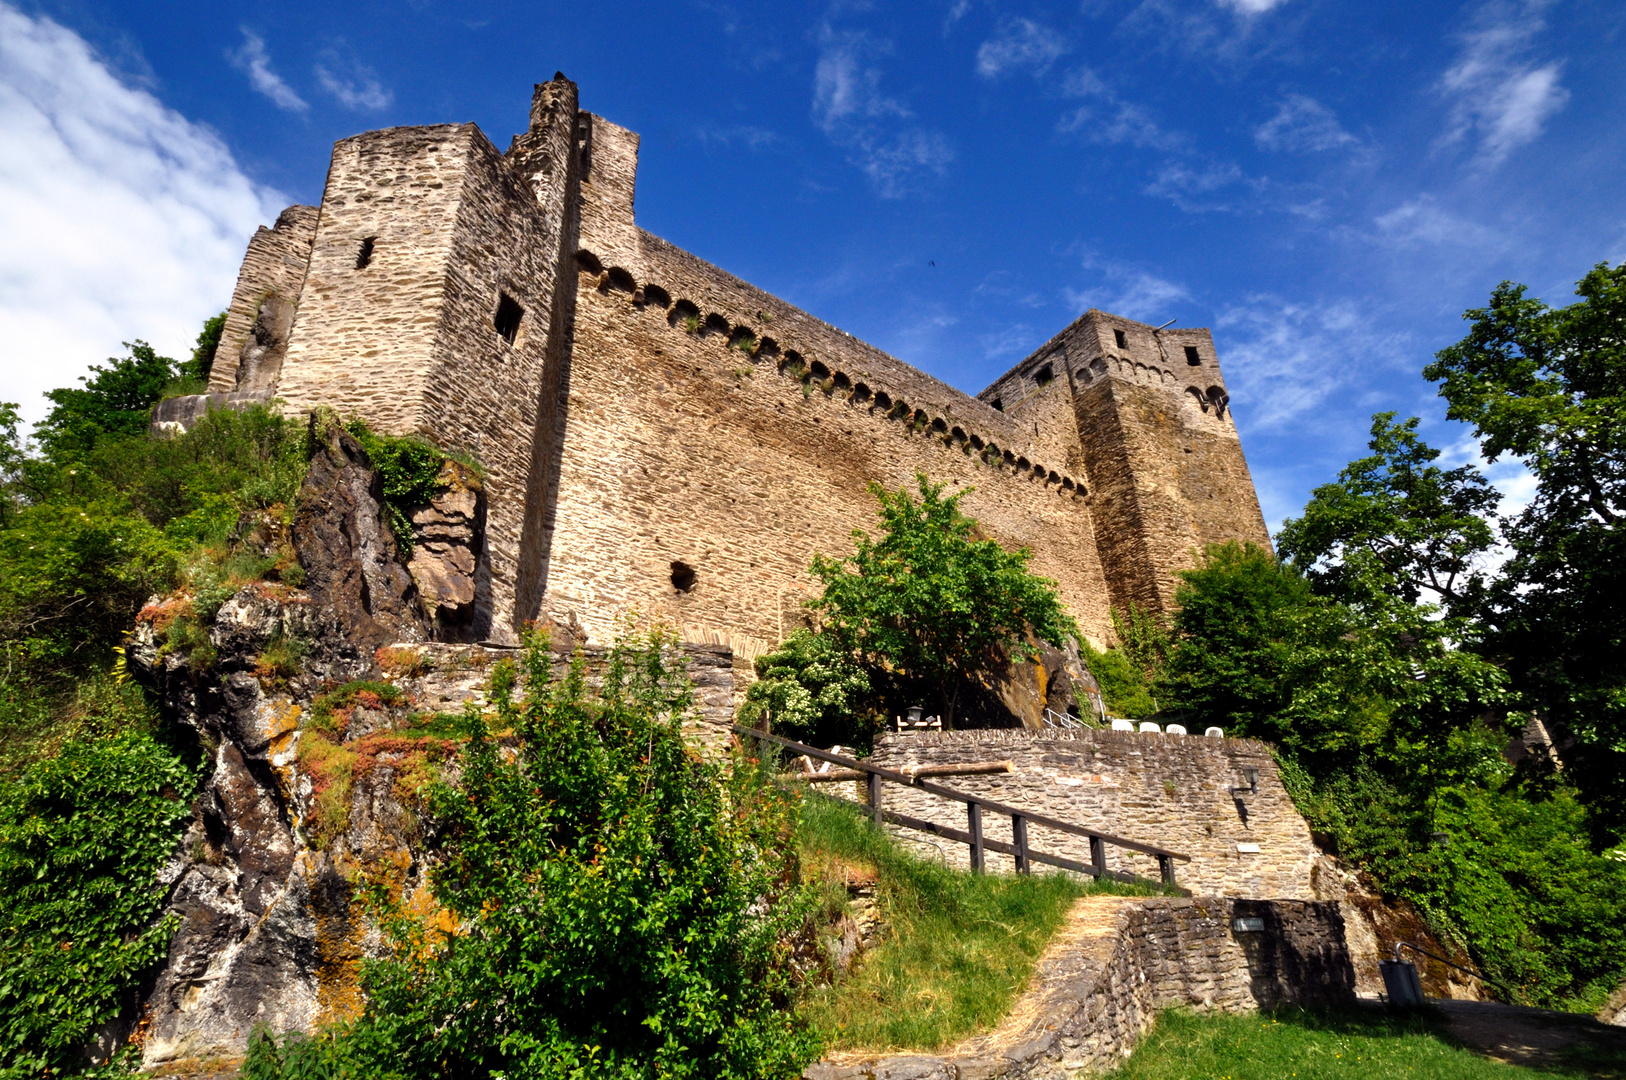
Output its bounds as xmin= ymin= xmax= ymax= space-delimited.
xmin=796 ymin=794 xmax=1159 ymax=1052
xmin=1106 ymin=1007 xmax=1621 ymax=1080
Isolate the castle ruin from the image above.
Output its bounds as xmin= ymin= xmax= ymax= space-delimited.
xmin=200 ymin=74 xmax=1270 ymax=660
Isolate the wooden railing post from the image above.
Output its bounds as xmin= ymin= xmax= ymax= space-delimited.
xmin=1012 ymin=813 xmax=1030 ymax=874
xmin=967 ymin=802 xmax=984 ymax=873
xmin=1158 ymin=853 xmax=1175 ymax=888
xmin=1090 ymin=835 xmax=1106 ymax=881
xmin=867 ymin=771 xmax=883 ymax=827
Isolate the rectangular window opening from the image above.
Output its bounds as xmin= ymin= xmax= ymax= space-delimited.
xmin=1034 ymin=363 xmax=1055 ymax=387
xmin=1113 ymin=328 xmax=1128 ymax=349
xmin=494 ymin=292 xmax=524 ymax=344
xmin=1184 ymin=345 xmax=1202 ymax=366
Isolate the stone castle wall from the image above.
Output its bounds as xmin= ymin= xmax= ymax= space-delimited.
xmin=204 ymin=73 xmax=1272 ymax=652
xmin=855 ymin=727 xmax=1318 ymax=898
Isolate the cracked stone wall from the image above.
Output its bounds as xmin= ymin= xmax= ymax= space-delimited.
xmin=857 ymin=728 xmax=1318 ymax=899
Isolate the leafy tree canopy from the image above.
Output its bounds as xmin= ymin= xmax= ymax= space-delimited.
xmin=739 ymin=628 xmax=877 ymax=750
xmin=809 ymin=474 xmax=1079 ymax=727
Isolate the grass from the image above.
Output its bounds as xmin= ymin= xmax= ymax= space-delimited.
xmin=1104 ymin=1007 xmax=1617 ymax=1080
xmin=797 ymin=794 xmax=1160 ymax=1052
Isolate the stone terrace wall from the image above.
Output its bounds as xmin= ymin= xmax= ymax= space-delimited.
xmin=809 ymin=895 xmax=1356 ymax=1080
xmin=860 ymin=728 xmax=1317 ymax=898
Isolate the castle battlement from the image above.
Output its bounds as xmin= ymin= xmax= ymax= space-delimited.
xmin=198 ymin=74 xmax=1270 ymax=654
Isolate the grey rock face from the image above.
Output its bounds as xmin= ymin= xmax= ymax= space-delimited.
xmin=406 ymin=460 xmax=485 ymax=640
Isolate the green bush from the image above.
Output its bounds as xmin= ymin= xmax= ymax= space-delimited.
xmin=0 ymin=732 xmax=195 ymax=1075
xmin=248 ymin=628 xmax=820 ymax=1079
xmin=739 ymin=629 xmax=878 ymax=750
xmin=343 ymin=420 xmax=463 ymax=554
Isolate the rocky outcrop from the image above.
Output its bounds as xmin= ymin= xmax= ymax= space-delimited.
xmin=294 ymin=415 xmax=429 ymax=650
xmin=406 ymin=460 xmax=485 ymax=640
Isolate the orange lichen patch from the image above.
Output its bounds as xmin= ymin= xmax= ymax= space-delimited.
xmin=377 ymin=644 xmax=434 ymax=678
xmin=251 ymin=580 xmax=309 ymax=604
xmin=137 ymin=595 xmax=195 ymax=636
xmin=308 ymin=860 xmax=368 ymax=1031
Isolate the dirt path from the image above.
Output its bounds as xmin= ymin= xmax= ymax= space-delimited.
xmin=1429 ymin=998 xmax=1626 ymax=1077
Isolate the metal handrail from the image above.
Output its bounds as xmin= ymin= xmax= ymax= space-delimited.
xmin=732 ymin=724 xmax=1190 ymax=888
xmin=1393 ymin=941 xmax=1520 ymax=1002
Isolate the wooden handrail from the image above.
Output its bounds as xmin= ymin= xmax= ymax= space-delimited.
xmin=731 ymin=725 xmax=1192 ymax=876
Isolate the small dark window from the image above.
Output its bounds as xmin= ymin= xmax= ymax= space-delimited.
xmin=1113 ymin=328 xmax=1127 ymax=349
xmin=991 ymin=397 xmax=1004 ymax=411
xmin=670 ymin=561 xmax=697 ymax=593
xmin=1034 ymin=363 xmax=1055 ymax=387
xmin=1185 ymin=346 xmax=1202 ymax=366
xmin=356 ymin=237 xmax=376 ymax=269
xmin=494 ymin=293 xmax=524 ymax=344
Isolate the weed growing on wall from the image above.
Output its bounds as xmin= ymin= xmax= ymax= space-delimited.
xmin=342 ymin=420 xmax=480 ymax=555
xmin=249 ymin=627 xmax=820 ymax=1079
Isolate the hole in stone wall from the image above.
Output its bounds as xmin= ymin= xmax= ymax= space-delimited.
xmin=494 ymin=293 xmax=524 ymax=344
xmin=781 ymin=349 xmax=806 ymax=376
xmin=703 ymin=313 xmax=730 ymax=337
xmin=1062 ymin=478 xmax=1075 ymax=492
xmin=930 ymin=417 xmax=947 ymax=436
xmin=643 ymin=283 xmax=671 ymax=308
xmin=888 ymin=400 xmax=911 ymax=421
xmin=970 ymin=434 xmax=984 ymax=451
xmin=607 ymin=267 xmax=636 ymax=293
xmin=756 ymin=337 xmax=780 ymax=361
xmin=833 ymin=371 xmax=852 ymax=392
xmin=1185 ymin=345 xmax=1201 ymax=366
xmin=1004 ymin=451 xmax=1017 ymax=467
xmin=670 ymin=561 xmax=697 ymax=593
xmin=1034 ymin=363 xmax=1055 ymax=387
xmin=1048 ymin=469 xmax=1061 ymax=485
xmin=1114 ymin=328 xmax=1128 ymax=349
xmin=728 ymin=326 xmax=758 ymax=353
xmin=991 ymin=397 xmax=1004 ymax=411
xmin=670 ymin=299 xmax=701 ymax=329
xmin=873 ymin=390 xmax=891 ymax=411
xmin=951 ymin=426 xmax=967 ymax=445
xmin=576 ymin=250 xmax=604 ymax=275
xmin=851 ymin=382 xmax=872 ymax=405
xmin=809 ymin=360 xmax=830 ymax=381
xmin=356 ymin=237 xmax=376 ymax=269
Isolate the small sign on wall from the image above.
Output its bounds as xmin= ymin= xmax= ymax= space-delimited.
xmin=1236 ymin=842 xmax=1261 ymax=853
xmin=1233 ymin=917 xmax=1265 ymax=933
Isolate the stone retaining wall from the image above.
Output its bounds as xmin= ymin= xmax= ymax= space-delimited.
xmin=853 ymin=728 xmax=1317 ymax=898
xmin=809 ymin=895 xmax=1355 ymax=1080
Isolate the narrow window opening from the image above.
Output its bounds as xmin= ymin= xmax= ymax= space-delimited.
xmin=670 ymin=561 xmax=697 ymax=593
xmin=1034 ymin=363 xmax=1055 ymax=387
xmin=1185 ymin=345 xmax=1202 ymax=366
xmin=494 ymin=293 xmax=524 ymax=344
xmin=356 ymin=237 xmax=376 ymax=269
xmin=1113 ymin=328 xmax=1128 ymax=349
xmin=991 ymin=397 xmax=1004 ymax=411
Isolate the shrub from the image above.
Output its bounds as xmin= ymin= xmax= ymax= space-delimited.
xmin=739 ymin=629 xmax=878 ymax=750
xmin=0 ymin=733 xmax=195 ymax=1075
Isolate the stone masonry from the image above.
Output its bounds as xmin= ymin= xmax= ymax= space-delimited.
xmin=809 ymin=895 xmax=1355 ymax=1079
xmin=186 ymin=74 xmax=1271 ymax=656
xmin=857 ymin=728 xmax=1318 ymax=898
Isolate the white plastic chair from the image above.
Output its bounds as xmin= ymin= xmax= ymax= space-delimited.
xmin=1164 ymin=724 xmax=1188 ymax=736
xmin=1205 ymin=726 xmax=1224 ymax=738
xmin=1110 ymin=718 xmax=1135 ymax=732
xmin=1138 ymin=721 xmax=1161 ymax=734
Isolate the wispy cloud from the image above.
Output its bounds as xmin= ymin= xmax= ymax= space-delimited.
xmin=315 ymin=52 xmax=392 ymax=111
xmin=1145 ymin=159 xmax=1260 ymax=212
xmin=1254 ymin=94 xmax=1358 ymax=153
xmin=229 ymin=29 xmax=306 ymax=112
xmin=696 ymin=124 xmax=783 ymax=151
xmin=1370 ymin=195 xmax=1500 ymax=249
xmin=1215 ymin=0 xmax=1291 ymax=14
xmin=975 ymin=18 xmax=1067 ymax=79
xmin=1439 ymin=0 xmax=1568 ymax=165
xmin=0 ymin=3 xmax=284 ymax=428
xmin=1058 ymin=68 xmax=1184 ymax=151
xmin=811 ymin=24 xmax=952 ymax=197
xmin=1063 ymin=255 xmax=1192 ymax=323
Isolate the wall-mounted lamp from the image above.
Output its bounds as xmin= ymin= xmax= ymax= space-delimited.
xmin=1429 ymin=831 xmax=1451 ymax=847
xmin=1231 ymin=767 xmax=1259 ymax=796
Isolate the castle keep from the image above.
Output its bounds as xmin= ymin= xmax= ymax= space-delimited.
xmin=203 ymin=75 xmax=1270 ymax=657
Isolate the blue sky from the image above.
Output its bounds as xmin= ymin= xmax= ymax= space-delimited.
xmin=2 ymin=0 xmax=1622 ymax=531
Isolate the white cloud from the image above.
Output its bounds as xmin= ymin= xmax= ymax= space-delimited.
xmin=1215 ymin=0 xmax=1291 ymax=13
xmin=0 ymin=4 xmax=284 ymax=427
xmin=315 ymin=54 xmax=392 ymax=111
xmin=1371 ymin=196 xmax=1499 ymax=249
xmin=975 ymin=19 xmax=1067 ymax=79
xmin=229 ymin=29 xmax=307 ymax=112
xmin=1144 ymin=159 xmax=1255 ymax=211
xmin=812 ymin=24 xmax=951 ymax=197
xmin=1063 ymin=256 xmax=1192 ymax=323
xmin=1439 ymin=0 xmax=1568 ymax=165
xmin=1057 ymin=67 xmax=1184 ymax=151
xmin=1254 ymin=94 xmax=1357 ymax=153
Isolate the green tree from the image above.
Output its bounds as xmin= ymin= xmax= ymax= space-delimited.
xmin=178 ymin=311 xmax=226 ymax=386
xmin=1276 ymin=412 xmax=1499 ymax=614
xmin=809 ymin=475 xmax=1079 ymax=728
xmin=310 ymin=629 xmax=819 ymax=1080
xmin=33 ymin=341 xmax=179 ymax=459
xmin=739 ymin=629 xmax=876 ymax=749
xmin=1425 ymin=263 xmax=1626 ymax=843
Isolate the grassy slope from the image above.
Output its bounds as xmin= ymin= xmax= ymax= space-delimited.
xmin=1106 ymin=1007 xmax=1618 ymax=1080
xmin=796 ymin=794 xmax=1158 ymax=1052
